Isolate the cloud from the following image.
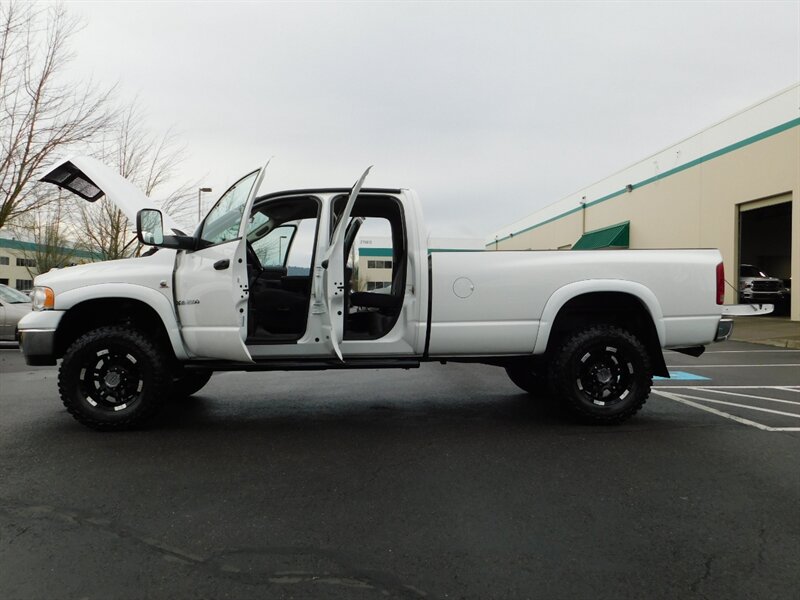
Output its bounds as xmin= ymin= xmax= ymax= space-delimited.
xmin=69 ymin=1 xmax=799 ymax=236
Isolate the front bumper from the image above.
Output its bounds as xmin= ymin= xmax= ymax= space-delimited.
xmin=19 ymin=329 xmax=57 ymax=365
xmin=715 ymin=318 xmax=734 ymax=342
xmin=17 ymin=310 xmax=64 ymax=366
xmin=741 ymin=292 xmax=787 ymax=301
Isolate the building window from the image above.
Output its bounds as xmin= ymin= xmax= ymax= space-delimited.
xmin=16 ymin=279 xmax=33 ymax=291
xmin=16 ymin=257 xmax=36 ymax=268
xmin=366 ymin=281 xmax=390 ymax=291
xmin=0 ymin=256 xmax=9 ymax=265
xmin=0 ymin=278 xmax=8 ymax=285
xmin=366 ymin=259 xmax=392 ymax=269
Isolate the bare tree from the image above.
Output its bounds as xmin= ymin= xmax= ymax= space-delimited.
xmin=71 ymin=100 xmax=196 ymax=260
xmin=0 ymin=2 xmax=114 ymax=230
xmin=73 ymin=194 xmax=132 ymax=261
xmin=11 ymin=191 xmax=83 ymax=274
xmin=105 ymin=100 xmax=196 ymax=223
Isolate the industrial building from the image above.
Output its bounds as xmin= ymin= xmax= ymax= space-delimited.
xmin=356 ymin=237 xmax=483 ymax=292
xmin=0 ymin=236 xmax=96 ymax=291
xmin=488 ymin=84 xmax=800 ymax=321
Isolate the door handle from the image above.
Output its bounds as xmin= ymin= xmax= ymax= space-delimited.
xmin=213 ymin=259 xmax=230 ymax=270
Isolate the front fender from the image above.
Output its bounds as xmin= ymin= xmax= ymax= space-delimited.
xmin=533 ymin=279 xmax=666 ymax=355
xmin=55 ymin=283 xmax=189 ymax=360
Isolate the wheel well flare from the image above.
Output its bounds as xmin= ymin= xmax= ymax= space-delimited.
xmin=548 ymin=292 xmax=668 ymax=377
xmin=55 ymin=298 xmax=174 ymax=361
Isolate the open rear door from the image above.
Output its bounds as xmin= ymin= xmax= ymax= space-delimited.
xmin=322 ymin=167 xmax=372 ymax=361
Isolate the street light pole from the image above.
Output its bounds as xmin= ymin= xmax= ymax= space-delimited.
xmin=197 ymin=187 xmax=212 ymax=222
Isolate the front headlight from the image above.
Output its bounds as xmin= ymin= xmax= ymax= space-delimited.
xmin=32 ymin=286 xmax=55 ymax=311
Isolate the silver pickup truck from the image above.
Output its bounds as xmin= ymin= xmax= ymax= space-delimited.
xmin=19 ymin=156 xmax=735 ymax=430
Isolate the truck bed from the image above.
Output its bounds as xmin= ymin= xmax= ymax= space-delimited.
xmin=427 ymin=249 xmax=722 ymax=356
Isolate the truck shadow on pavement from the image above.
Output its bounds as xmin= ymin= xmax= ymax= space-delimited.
xmin=144 ymin=391 xmax=657 ymax=435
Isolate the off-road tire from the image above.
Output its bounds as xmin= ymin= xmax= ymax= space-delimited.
xmin=58 ymin=326 xmax=171 ymax=431
xmin=172 ymin=368 xmax=213 ymax=397
xmin=548 ymin=324 xmax=652 ymax=424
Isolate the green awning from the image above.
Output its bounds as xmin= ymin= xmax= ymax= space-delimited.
xmin=572 ymin=221 xmax=630 ymax=250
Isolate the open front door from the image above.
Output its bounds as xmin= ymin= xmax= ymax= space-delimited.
xmin=322 ymin=167 xmax=372 ymax=361
xmin=173 ymin=163 xmax=269 ymax=362
xmin=39 ymin=154 xmax=270 ymax=362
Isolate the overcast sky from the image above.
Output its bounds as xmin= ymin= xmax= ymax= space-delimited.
xmin=67 ymin=1 xmax=800 ymax=238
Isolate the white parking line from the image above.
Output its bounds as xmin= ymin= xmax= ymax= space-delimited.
xmin=654 ymin=385 xmax=800 ymax=390
xmin=698 ymin=388 xmax=800 ymax=407
xmin=653 ymin=390 xmax=774 ymax=431
xmin=700 ymin=350 xmax=800 ymax=353
xmin=653 ymin=389 xmax=800 ymax=432
xmin=669 ymin=392 xmax=800 ymax=419
xmin=668 ymin=364 xmax=800 ymax=368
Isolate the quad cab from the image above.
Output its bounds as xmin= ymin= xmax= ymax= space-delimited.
xmin=19 ymin=156 xmax=740 ymax=430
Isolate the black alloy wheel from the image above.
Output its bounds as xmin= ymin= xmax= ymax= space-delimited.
xmin=58 ymin=326 xmax=170 ymax=430
xmin=575 ymin=343 xmax=633 ymax=407
xmin=78 ymin=348 xmax=144 ymax=412
xmin=549 ymin=324 xmax=652 ymax=423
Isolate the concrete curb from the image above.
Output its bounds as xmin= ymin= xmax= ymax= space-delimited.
xmin=730 ymin=336 xmax=800 ymax=349
xmin=730 ymin=316 xmax=800 ymax=349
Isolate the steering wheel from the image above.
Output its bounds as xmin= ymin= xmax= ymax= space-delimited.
xmin=245 ymin=241 xmax=263 ymax=275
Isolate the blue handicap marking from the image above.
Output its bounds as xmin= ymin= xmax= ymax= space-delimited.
xmin=654 ymin=370 xmax=710 ymax=381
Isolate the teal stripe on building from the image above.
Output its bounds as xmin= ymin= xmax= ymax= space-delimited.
xmin=0 ymin=237 xmax=100 ymax=260
xmin=488 ymin=116 xmax=800 ymax=247
xmin=359 ymin=247 xmax=393 ymax=257
xmin=361 ymin=246 xmax=484 ymax=256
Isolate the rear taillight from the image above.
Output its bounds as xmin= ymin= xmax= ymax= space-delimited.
xmin=716 ymin=262 xmax=725 ymax=305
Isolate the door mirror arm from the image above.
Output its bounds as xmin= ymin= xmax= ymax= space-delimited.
xmin=161 ymin=234 xmax=197 ymax=250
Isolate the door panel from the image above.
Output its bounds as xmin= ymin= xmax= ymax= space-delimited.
xmin=322 ymin=167 xmax=372 ymax=360
xmin=174 ymin=240 xmax=251 ymax=361
xmin=173 ymin=162 xmax=269 ymax=362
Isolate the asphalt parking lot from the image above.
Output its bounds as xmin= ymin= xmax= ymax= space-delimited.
xmin=1 ymin=340 xmax=799 ymax=599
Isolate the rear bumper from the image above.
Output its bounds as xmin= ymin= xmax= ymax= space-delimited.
xmin=715 ymin=318 xmax=734 ymax=342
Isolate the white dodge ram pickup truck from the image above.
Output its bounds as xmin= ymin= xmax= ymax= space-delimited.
xmin=19 ymin=156 xmax=733 ymax=430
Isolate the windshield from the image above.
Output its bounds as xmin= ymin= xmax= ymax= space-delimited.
xmin=740 ymin=265 xmax=768 ymax=278
xmin=199 ymin=170 xmax=259 ymax=245
xmin=0 ymin=284 xmax=31 ymax=303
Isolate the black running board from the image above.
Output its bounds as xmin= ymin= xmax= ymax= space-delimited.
xmin=185 ymin=358 xmax=421 ymax=372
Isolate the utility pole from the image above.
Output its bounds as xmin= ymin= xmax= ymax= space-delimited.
xmin=198 ymin=187 xmax=212 ymax=222
xmin=580 ymin=196 xmax=587 ymax=234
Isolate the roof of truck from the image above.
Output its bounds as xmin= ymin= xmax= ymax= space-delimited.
xmin=256 ymin=187 xmax=403 ymax=201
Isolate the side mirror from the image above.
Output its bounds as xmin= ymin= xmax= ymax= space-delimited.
xmin=136 ymin=208 xmax=195 ymax=250
xmin=136 ymin=209 xmax=165 ymax=246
